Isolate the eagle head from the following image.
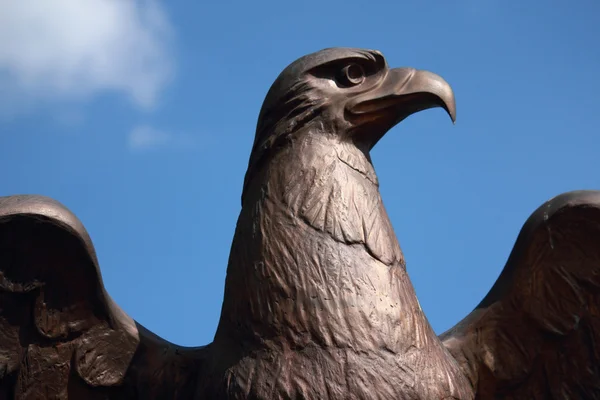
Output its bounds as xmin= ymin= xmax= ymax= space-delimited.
xmin=242 ymin=47 xmax=456 ymax=203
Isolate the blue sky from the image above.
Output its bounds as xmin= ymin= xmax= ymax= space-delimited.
xmin=1 ymin=1 xmax=599 ymax=347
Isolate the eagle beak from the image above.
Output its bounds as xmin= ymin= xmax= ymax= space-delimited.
xmin=347 ymin=67 xmax=456 ymax=148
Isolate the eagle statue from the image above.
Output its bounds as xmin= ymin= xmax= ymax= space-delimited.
xmin=1 ymin=47 xmax=599 ymax=399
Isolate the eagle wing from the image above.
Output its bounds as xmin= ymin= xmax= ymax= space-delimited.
xmin=440 ymin=190 xmax=600 ymax=399
xmin=0 ymin=195 xmax=207 ymax=399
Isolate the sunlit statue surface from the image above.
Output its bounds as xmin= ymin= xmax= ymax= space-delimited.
xmin=2 ymin=48 xmax=600 ymax=399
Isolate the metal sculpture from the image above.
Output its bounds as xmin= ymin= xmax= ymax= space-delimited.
xmin=1 ymin=48 xmax=599 ymax=399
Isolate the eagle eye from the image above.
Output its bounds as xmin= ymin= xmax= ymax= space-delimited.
xmin=337 ymin=63 xmax=365 ymax=87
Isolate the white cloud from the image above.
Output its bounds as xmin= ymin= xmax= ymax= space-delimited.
xmin=128 ymin=125 xmax=195 ymax=151
xmin=128 ymin=125 xmax=170 ymax=150
xmin=0 ymin=0 xmax=174 ymax=116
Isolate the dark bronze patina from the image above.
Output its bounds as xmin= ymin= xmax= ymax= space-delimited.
xmin=1 ymin=48 xmax=600 ymax=399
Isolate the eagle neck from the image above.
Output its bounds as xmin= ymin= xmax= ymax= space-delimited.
xmin=214 ymin=130 xmax=441 ymax=360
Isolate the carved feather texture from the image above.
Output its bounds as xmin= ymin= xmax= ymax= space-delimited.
xmin=275 ymin=135 xmax=403 ymax=267
xmin=213 ymin=132 xmax=471 ymax=399
xmin=441 ymin=192 xmax=600 ymax=399
xmin=0 ymin=197 xmax=204 ymax=399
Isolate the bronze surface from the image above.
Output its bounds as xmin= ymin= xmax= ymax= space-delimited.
xmin=1 ymin=48 xmax=599 ymax=399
